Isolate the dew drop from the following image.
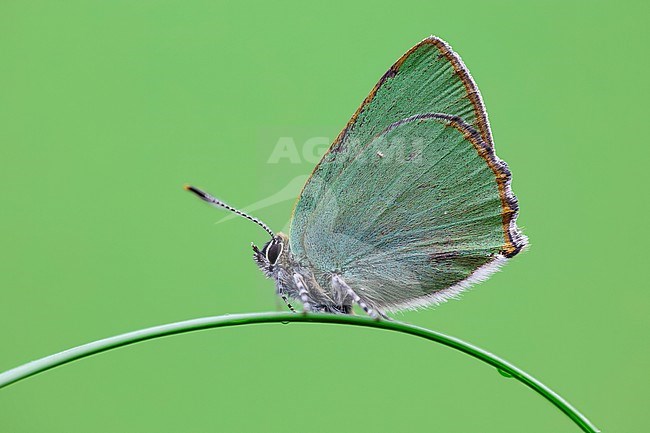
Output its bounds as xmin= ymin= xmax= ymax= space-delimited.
xmin=281 ymin=321 xmax=290 ymax=325
xmin=497 ymin=368 xmax=513 ymax=378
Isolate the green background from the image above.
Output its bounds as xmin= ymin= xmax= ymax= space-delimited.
xmin=1 ymin=1 xmax=648 ymax=432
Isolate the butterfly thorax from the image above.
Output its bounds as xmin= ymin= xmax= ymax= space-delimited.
xmin=252 ymin=232 xmax=352 ymax=313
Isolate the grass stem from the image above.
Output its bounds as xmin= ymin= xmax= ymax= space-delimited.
xmin=0 ymin=312 xmax=599 ymax=432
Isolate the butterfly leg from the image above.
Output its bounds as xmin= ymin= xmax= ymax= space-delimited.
xmin=292 ymin=273 xmax=312 ymax=313
xmin=279 ymin=292 xmax=297 ymax=313
xmin=331 ymin=275 xmax=378 ymax=319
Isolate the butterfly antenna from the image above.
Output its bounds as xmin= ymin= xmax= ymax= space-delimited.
xmin=184 ymin=185 xmax=275 ymax=238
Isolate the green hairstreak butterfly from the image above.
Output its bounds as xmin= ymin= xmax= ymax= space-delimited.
xmin=186 ymin=36 xmax=527 ymax=317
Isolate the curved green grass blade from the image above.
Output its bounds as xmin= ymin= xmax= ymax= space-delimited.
xmin=0 ymin=312 xmax=599 ymax=432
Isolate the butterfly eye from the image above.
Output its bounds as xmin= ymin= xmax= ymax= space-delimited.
xmin=265 ymin=241 xmax=283 ymax=265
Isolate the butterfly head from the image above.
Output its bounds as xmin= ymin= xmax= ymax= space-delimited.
xmin=252 ymin=232 xmax=289 ymax=277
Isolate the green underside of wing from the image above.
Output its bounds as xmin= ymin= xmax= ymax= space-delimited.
xmin=308 ymin=41 xmax=481 ymax=195
xmin=291 ymin=115 xmax=504 ymax=308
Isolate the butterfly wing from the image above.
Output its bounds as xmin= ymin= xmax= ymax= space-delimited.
xmin=289 ymin=37 xmax=526 ymax=311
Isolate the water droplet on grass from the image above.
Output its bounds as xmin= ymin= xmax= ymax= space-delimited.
xmin=497 ymin=368 xmax=513 ymax=378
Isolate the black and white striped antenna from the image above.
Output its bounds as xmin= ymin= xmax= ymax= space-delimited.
xmin=184 ymin=185 xmax=274 ymax=238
